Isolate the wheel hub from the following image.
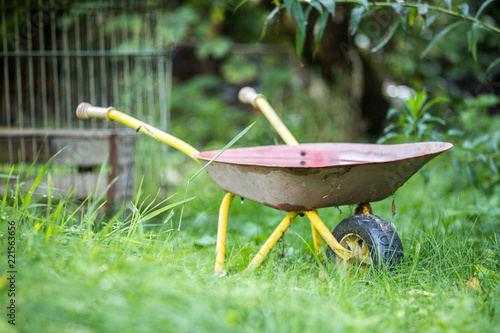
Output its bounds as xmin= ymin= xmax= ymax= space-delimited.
xmin=339 ymin=233 xmax=372 ymax=265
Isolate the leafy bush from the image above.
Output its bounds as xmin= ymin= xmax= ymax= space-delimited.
xmin=379 ymin=90 xmax=500 ymax=193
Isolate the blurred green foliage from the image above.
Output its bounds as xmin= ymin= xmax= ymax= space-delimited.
xmin=378 ymin=90 xmax=500 ymax=193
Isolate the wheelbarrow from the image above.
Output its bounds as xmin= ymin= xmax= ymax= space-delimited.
xmin=76 ymin=87 xmax=452 ymax=272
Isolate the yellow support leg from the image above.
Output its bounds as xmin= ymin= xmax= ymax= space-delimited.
xmin=311 ymin=223 xmax=323 ymax=255
xmin=247 ymin=211 xmax=299 ymax=269
xmin=215 ymin=193 xmax=235 ymax=273
xmin=304 ymin=210 xmax=352 ymax=261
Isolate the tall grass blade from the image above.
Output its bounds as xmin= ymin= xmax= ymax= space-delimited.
xmin=1 ymin=166 xmax=15 ymax=213
xmin=178 ymin=122 xmax=255 ymax=231
xmin=141 ymin=197 xmax=194 ymax=223
xmin=23 ymin=148 xmax=65 ymax=208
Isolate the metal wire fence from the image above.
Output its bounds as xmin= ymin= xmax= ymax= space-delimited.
xmin=1 ymin=0 xmax=175 ymax=200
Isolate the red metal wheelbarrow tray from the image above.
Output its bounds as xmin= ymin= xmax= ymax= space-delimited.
xmin=193 ymin=142 xmax=453 ymax=211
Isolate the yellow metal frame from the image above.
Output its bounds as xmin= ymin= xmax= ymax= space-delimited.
xmin=215 ymin=193 xmax=235 ymax=273
xmin=248 ymin=210 xmax=353 ymax=268
xmin=248 ymin=211 xmax=299 ymax=268
xmin=107 ymin=110 xmax=200 ymax=161
xmin=77 ymin=103 xmax=200 ymax=162
xmin=214 ymin=205 xmax=355 ymax=272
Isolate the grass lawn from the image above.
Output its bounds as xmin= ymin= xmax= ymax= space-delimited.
xmin=0 ymin=152 xmax=499 ymax=333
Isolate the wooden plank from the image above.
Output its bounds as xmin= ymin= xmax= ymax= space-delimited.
xmin=0 ymin=128 xmax=139 ymax=166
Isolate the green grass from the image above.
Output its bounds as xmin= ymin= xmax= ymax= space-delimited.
xmin=1 ymin=153 xmax=499 ymax=333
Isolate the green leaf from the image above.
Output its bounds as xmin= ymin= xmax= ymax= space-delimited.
xmin=418 ymin=3 xmax=428 ymax=17
xmin=403 ymin=91 xmax=428 ymax=119
xmin=410 ymin=91 xmax=428 ymax=117
xmin=308 ymin=0 xmax=324 ymax=14
xmin=356 ymin=0 xmax=369 ymax=11
xmin=377 ymin=132 xmax=399 ymax=144
xmin=417 ymin=122 xmax=429 ymax=139
xmin=421 ymin=113 xmax=446 ymax=125
xmin=292 ymin=0 xmax=307 ymax=33
xmin=464 ymin=94 xmax=500 ymax=109
xmin=444 ymin=0 xmax=452 ymax=10
xmin=467 ymin=22 xmax=479 ymax=61
xmin=471 ymin=134 xmax=490 ymax=148
xmin=391 ymin=2 xmax=405 ymax=17
xmin=486 ymin=57 xmax=500 ymax=72
xmin=422 ymin=15 xmax=438 ymax=30
xmin=383 ymin=123 xmax=397 ymax=134
xmin=457 ymin=3 xmax=469 ymax=17
xmin=492 ymin=130 xmax=500 ymax=152
xmin=447 ymin=129 xmax=464 ymax=136
xmin=396 ymin=114 xmax=408 ymax=126
xmin=386 ymin=107 xmax=400 ymax=119
xmin=476 ymin=0 xmax=494 ymax=18
xmin=371 ymin=20 xmax=400 ymax=53
xmin=421 ymin=96 xmax=449 ymax=113
xmin=478 ymin=153 xmax=487 ymax=163
xmin=402 ymin=100 xmax=415 ymax=120
xmin=319 ymin=0 xmax=336 ymax=16
xmin=408 ymin=7 xmax=417 ymax=29
xmin=314 ymin=10 xmax=329 ymax=51
xmin=258 ymin=6 xmax=281 ymax=42
xmin=295 ymin=6 xmax=312 ymax=62
xmin=421 ymin=20 xmax=463 ymax=58
xmin=490 ymin=159 xmax=498 ymax=174
xmin=234 ymin=0 xmax=249 ymax=12
xmin=350 ymin=6 xmax=365 ymax=36
xmin=284 ymin=0 xmax=293 ymax=20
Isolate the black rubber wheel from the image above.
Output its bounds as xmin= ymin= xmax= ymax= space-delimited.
xmin=327 ymin=214 xmax=404 ymax=270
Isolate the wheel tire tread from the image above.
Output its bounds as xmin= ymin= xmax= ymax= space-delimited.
xmin=327 ymin=214 xmax=404 ymax=270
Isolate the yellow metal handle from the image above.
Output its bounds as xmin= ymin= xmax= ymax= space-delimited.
xmin=238 ymin=87 xmax=299 ymax=146
xmin=76 ymin=103 xmax=200 ymax=161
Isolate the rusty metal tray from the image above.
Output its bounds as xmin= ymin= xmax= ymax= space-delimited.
xmin=194 ymin=142 xmax=452 ymax=211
